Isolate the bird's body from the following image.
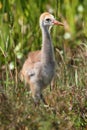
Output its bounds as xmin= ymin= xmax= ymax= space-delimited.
xmin=20 ymin=12 xmax=63 ymax=104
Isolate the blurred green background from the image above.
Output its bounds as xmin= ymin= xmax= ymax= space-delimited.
xmin=0 ymin=0 xmax=87 ymax=130
xmin=0 ymin=0 xmax=87 ymax=68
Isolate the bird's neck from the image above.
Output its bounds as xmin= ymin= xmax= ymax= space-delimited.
xmin=41 ymin=26 xmax=55 ymax=64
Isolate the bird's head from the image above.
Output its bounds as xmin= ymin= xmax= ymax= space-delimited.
xmin=39 ymin=12 xmax=64 ymax=29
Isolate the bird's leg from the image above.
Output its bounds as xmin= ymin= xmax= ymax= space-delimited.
xmin=30 ymin=83 xmax=48 ymax=106
xmin=40 ymin=93 xmax=48 ymax=105
xmin=29 ymin=83 xmax=40 ymax=106
xmin=33 ymin=94 xmax=40 ymax=107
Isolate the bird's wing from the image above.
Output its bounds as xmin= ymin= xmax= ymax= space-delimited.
xmin=28 ymin=50 xmax=41 ymax=63
xmin=20 ymin=50 xmax=41 ymax=83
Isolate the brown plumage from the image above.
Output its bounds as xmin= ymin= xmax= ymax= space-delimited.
xmin=20 ymin=12 xmax=64 ymax=105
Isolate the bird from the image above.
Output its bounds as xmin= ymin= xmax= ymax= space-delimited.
xmin=20 ymin=12 xmax=64 ymax=105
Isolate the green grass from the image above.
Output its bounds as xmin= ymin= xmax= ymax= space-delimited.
xmin=0 ymin=0 xmax=87 ymax=130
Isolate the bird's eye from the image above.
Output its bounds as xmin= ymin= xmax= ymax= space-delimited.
xmin=45 ymin=18 xmax=51 ymax=22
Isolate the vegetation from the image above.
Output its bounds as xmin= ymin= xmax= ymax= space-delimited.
xmin=0 ymin=0 xmax=87 ymax=129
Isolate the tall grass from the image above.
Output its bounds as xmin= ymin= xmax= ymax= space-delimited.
xmin=0 ymin=0 xmax=87 ymax=129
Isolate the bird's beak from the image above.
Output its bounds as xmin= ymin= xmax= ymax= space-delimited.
xmin=53 ymin=20 xmax=64 ymax=26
